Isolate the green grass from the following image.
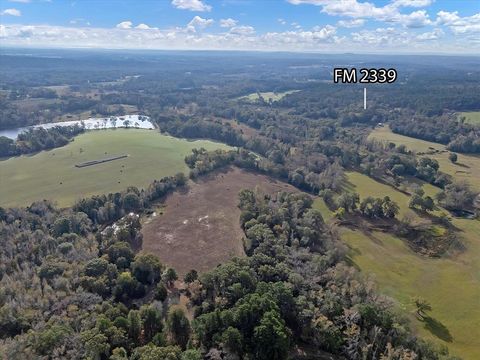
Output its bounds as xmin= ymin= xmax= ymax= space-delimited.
xmin=312 ymin=196 xmax=333 ymax=219
xmin=0 ymin=129 xmax=231 ymax=207
xmin=315 ymin=172 xmax=480 ymax=359
xmin=459 ymin=111 xmax=480 ymax=125
xmin=239 ymin=90 xmax=299 ymax=103
xmin=344 ymin=172 xmax=418 ymax=218
xmin=369 ymin=125 xmax=480 ymax=191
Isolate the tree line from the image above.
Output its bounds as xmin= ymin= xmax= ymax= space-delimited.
xmin=0 ymin=125 xmax=85 ymax=157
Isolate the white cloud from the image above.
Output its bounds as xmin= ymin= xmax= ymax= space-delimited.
xmin=288 ymin=0 xmax=397 ymax=20
xmin=350 ymin=25 xmax=449 ymax=51
xmin=8 ymin=0 xmax=31 ymax=3
xmin=288 ymin=0 xmax=434 ymax=11
xmin=288 ymin=0 xmax=432 ymax=28
xmin=229 ymin=25 xmax=255 ymax=35
xmin=116 ymin=21 xmax=132 ymax=29
xmin=436 ymin=11 xmax=480 ymax=34
xmin=0 ymin=23 xmax=338 ymax=51
xmin=115 ymin=22 xmax=156 ymax=30
xmin=400 ymin=10 xmax=432 ymax=28
xmin=312 ymin=24 xmax=337 ymax=38
xmin=324 ymin=1 xmax=393 ymax=18
xmin=291 ymin=22 xmax=302 ymax=29
xmin=436 ymin=10 xmax=461 ymax=25
xmin=1 ymin=8 xmax=21 ymax=16
xmin=416 ymin=28 xmax=443 ymax=40
xmin=187 ymin=15 xmax=214 ymax=32
xmin=136 ymin=23 xmax=152 ymax=30
xmin=0 ymin=22 xmax=477 ymax=54
xmin=278 ymin=18 xmax=287 ymax=25
xmin=260 ymin=25 xmax=338 ymax=49
xmin=351 ymin=27 xmax=409 ymax=46
xmin=219 ymin=18 xmax=237 ymax=28
xmin=171 ymin=0 xmax=211 ymax=12
xmin=337 ymin=19 xmax=365 ymax=28
xmin=391 ymin=0 xmax=433 ymax=8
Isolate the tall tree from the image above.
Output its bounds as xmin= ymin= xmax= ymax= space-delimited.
xmin=166 ymin=308 xmax=191 ymax=349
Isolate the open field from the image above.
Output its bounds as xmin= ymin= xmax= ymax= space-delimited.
xmin=369 ymin=125 xmax=480 ymax=191
xmin=344 ymin=172 xmax=427 ymax=218
xmin=0 ymin=129 xmax=231 ymax=207
xmin=314 ymin=172 xmax=480 ymax=359
xmin=142 ymin=167 xmax=298 ymax=276
xmin=239 ymin=90 xmax=299 ymax=102
xmin=459 ymin=111 xmax=480 ymax=125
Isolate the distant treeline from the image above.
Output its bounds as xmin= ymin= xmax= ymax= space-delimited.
xmin=390 ymin=115 xmax=480 ymax=154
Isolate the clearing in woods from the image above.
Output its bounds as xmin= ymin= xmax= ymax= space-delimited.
xmin=369 ymin=125 xmax=480 ymax=191
xmin=239 ymin=90 xmax=299 ymax=103
xmin=0 ymin=129 xmax=231 ymax=207
xmin=141 ymin=167 xmax=298 ymax=276
xmin=458 ymin=111 xmax=480 ymax=125
xmin=313 ymin=171 xmax=480 ymax=359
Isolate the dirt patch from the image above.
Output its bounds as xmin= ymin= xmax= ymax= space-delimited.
xmin=141 ymin=167 xmax=297 ymax=276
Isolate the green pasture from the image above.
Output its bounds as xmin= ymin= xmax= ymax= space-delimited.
xmin=369 ymin=125 xmax=480 ymax=191
xmin=459 ymin=111 xmax=480 ymax=125
xmin=314 ymin=171 xmax=480 ymax=359
xmin=0 ymin=129 xmax=231 ymax=207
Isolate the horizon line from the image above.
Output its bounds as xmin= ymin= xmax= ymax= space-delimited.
xmin=1 ymin=45 xmax=480 ymax=58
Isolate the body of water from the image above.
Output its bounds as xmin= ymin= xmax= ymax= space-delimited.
xmin=0 ymin=115 xmax=154 ymax=140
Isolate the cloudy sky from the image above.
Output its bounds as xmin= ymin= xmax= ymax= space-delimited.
xmin=0 ymin=0 xmax=479 ymax=54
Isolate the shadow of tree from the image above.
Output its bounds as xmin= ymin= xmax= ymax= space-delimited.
xmin=423 ymin=316 xmax=453 ymax=342
xmin=453 ymin=162 xmax=470 ymax=169
xmin=344 ymin=255 xmax=361 ymax=271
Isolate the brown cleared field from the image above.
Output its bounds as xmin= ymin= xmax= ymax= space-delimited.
xmin=141 ymin=167 xmax=298 ymax=276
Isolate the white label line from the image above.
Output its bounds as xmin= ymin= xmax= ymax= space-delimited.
xmin=364 ymin=87 xmax=367 ymax=110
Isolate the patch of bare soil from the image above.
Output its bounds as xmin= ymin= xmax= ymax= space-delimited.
xmin=141 ymin=167 xmax=297 ymax=276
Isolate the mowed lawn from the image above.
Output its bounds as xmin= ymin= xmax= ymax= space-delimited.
xmin=0 ymin=129 xmax=231 ymax=207
xmin=459 ymin=111 xmax=480 ymax=126
xmin=369 ymin=125 xmax=480 ymax=191
xmin=314 ymin=172 xmax=480 ymax=359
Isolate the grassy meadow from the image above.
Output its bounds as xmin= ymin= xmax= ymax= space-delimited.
xmin=0 ymin=129 xmax=231 ymax=207
xmin=459 ymin=111 xmax=480 ymax=125
xmin=314 ymin=171 xmax=480 ymax=359
xmin=239 ymin=90 xmax=299 ymax=102
xmin=369 ymin=125 xmax=480 ymax=191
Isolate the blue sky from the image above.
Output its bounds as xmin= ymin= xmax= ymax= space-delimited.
xmin=1 ymin=0 xmax=479 ymax=53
